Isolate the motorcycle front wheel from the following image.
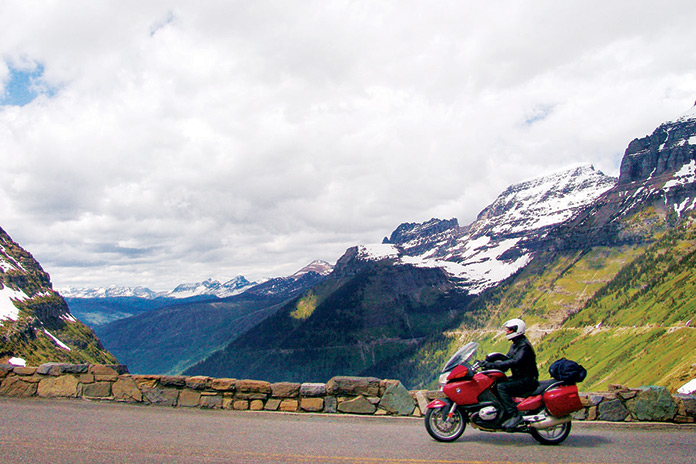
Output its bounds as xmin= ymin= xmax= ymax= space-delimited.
xmin=424 ymin=407 xmax=466 ymax=442
xmin=530 ymin=421 xmax=572 ymax=445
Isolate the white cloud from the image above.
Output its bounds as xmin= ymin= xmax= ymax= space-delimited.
xmin=1 ymin=0 xmax=695 ymax=290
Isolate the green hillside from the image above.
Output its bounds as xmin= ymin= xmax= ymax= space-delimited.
xmin=404 ymin=213 xmax=696 ymax=392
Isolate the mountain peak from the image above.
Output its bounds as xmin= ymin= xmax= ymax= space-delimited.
xmin=342 ymin=163 xmax=617 ymax=294
xmin=619 ymin=108 xmax=696 ymax=184
xmin=292 ymin=260 xmax=334 ymax=277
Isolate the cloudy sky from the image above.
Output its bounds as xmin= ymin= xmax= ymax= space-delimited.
xmin=1 ymin=1 xmax=695 ymax=291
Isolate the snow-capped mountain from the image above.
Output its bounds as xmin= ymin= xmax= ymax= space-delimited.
xmin=61 ymin=261 xmax=335 ymax=300
xmin=60 ymin=285 xmax=159 ymax=299
xmin=168 ymin=276 xmax=255 ymax=299
xmin=61 ymin=275 xmax=257 ymax=300
xmin=366 ymin=164 xmax=616 ymax=294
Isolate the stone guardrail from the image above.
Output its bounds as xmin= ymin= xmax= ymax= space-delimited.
xmin=1 ymin=363 xmax=694 ymax=424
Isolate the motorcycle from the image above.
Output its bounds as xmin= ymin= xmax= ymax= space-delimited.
xmin=424 ymin=341 xmax=583 ymax=445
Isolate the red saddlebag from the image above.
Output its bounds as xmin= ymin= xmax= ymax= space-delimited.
xmin=543 ymin=384 xmax=583 ymax=417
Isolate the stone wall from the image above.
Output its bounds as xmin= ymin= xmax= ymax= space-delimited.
xmin=1 ymin=363 xmax=694 ymax=423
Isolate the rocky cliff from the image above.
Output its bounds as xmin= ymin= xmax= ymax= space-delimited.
xmin=0 ymin=227 xmax=116 ymax=366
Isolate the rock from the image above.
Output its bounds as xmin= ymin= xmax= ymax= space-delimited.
xmin=301 ymin=397 xmax=324 ymax=412
xmin=617 ymin=390 xmax=637 ymax=400
xmin=415 ymin=391 xmax=430 ymax=415
xmin=324 ymin=396 xmax=337 ymax=414
xmin=378 ymin=381 xmax=415 ymax=416
xmin=598 ymin=399 xmax=629 ymax=422
xmin=178 ymin=389 xmax=201 ymax=407
xmin=200 ymin=393 xmax=223 ymax=409
xmin=675 ymin=394 xmax=696 ymax=417
xmin=38 ymin=364 xmax=89 ymax=375
xmin=279 ymin=399 xmax=299 ymax=412
xmin=272 ymin=382 xmax=300 ymax=398
xmin=63 ymin=364 xmax=91 ymax=374
xmin=89 ymin=365 xmax=118 ymax=376
xmin=211 ymin=378 xmax=236 ymax=392
xmin=0 ymin=365 xmax=13 ymax=378
xmin=326 ymin=376 xmax=381 ymax=397
xmin=13 ymin=367 xmax=36 ymax=376
xmin=160 ymin=376 xmax=187 ymax=387
xmin=264 ymin=399 xmax=281 ymax=411
xmin=337 ymin=395 xmax=376 ymax=415
xmin=608 ymin=384 xmax=629 ymax=392
xmin=249 ymin=399 xmax=264 ymax=411
xmin=185 ymin=376 xmax=210 ymax=390
xmin=106 ymin=365 xmax=129 ymax=375
xmin=36 ymin=363 xmax=66 ymax=376
xmin=233 ymin=400 xmax=249 ymax=410
xmin=0 ymin=376 xmax=38 ymax=397
xmin=300 ymin=383 xmax=326 ymax=397
xmin=235 ymin=392 xmax=268 ymax=401
xmin=82 ymin=382 xmax=112 ymax=398
xmin=629 ymin=386 xmax=677 ymax=422
xmin=37 ymin=375 xmax=79 ymax=398
xmin=237 ymin=379 xmax=272 ymax=394
xmin=142 ymin=387 xmax=178 ymax=406
xmin=112 ymin=377 xmax=142 ymax=403
xmin=132 ymin=375 xmax=161 ymax=389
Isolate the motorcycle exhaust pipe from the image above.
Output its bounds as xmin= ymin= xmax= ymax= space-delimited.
xmin=528 ymin=414 xmax=572 ymax=429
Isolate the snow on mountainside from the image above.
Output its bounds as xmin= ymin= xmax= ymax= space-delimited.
xmin=375 ymin=164 xmax=617 ymax=294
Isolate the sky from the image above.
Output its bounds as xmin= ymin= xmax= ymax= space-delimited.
xmin=1 ymin=1 xmax=695 ymax=291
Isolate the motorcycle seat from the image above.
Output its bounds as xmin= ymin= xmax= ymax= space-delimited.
xmin=529 ymin=379 xmax=566 ymax=396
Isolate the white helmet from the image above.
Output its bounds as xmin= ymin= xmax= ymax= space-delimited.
xmin=503 ymin=318 xmax=526 ymax=340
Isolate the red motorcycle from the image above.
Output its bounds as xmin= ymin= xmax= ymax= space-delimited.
xmin=424 ymin=342 xmax=583 ymax=445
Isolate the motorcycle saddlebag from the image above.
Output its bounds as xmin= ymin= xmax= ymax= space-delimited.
xmin=543 ymin=384 xmax=583 ymax=417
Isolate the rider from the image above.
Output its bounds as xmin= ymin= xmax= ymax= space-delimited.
xmin=485 ymin=318 xmax=539 ymax=429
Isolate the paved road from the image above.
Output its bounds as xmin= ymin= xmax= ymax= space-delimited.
xmin=1 ymin=397 xmax=694 ymax=464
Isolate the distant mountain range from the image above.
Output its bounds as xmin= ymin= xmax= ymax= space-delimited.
xmin=84 ymin=260 xmax=335 ymax=374
xmin=60 ymin=260 xmax=333 ymax=300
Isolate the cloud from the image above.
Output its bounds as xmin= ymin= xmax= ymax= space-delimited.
xmin=1 ymin=1 xmax=695 ymax=290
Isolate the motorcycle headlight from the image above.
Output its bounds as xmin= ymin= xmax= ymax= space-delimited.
xmin=438 ymin=372 xmax=449 ymax=385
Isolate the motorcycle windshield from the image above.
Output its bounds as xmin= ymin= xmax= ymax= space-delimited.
xmin=442 ymin=341 xmax=479 ymax=373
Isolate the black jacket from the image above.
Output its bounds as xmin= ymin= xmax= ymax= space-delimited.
xmin=495 ymin=335 xmax=539 ymax=380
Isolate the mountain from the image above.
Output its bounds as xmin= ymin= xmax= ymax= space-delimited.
xmin=382 ymin=164 xmax=616 ymax=294
xmin=375 ymin=104 xmax=696 ymax=391
xmin=62 ymin=275 xmax=259 ymax=327
xmin=168 ymin=276 xmax=256 ymax=299
xmin=0 ymin=227 xmax=116 ymax=366
xmin=186 ymin=105 xmax=696 ymax=391
xmin=92 ymin=261 xmax=333 ymax=374
xmin=61 ymin=275 xmax=256 ymax=300
xmin=183 ymin=165 xmax=616 ymax=382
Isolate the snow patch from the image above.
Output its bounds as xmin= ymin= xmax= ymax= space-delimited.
xmin=678 ymin=378 xmax=696 ymax=395
xmin=664 ymin=160 xmax=696 ymax=190
xmin=60 ymin=313 xmax=78 ymax=323
xmin=356 ymin=244 xmax=400 ymax=261
xmin=0 ymin=286 xmax=28 ymax=322
xmin=8 ymin=357 xmax=26 ymax=367
xmin=43 ymin=329 xmax=71 ymax=351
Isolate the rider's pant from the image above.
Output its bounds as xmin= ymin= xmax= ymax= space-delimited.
xmin=497 ymin=377 xmax=538 ymax=417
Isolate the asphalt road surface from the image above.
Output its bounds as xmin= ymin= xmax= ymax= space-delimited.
xmin=1 ymin=397 xmax=694 ymax=464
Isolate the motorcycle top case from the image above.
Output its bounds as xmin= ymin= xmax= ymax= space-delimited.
xmin=542 ymin=384 xmax=583 ymax=417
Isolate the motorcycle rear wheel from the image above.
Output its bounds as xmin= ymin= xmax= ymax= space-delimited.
xmin=530 ymin=421 xmax=572 ymax=445
xmin=424 ymin=407 xmax=466 ymax=442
